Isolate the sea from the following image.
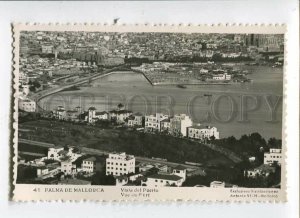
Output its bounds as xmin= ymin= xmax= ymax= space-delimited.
xmin=40 ymin=65 xmax=283 ymax=140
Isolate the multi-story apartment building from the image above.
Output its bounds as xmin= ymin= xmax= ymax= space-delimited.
xmin=145 ymin=113 xmax=169 ymax=132
xmin=106 ymin=152 xmax=135 ymax=176
xmin=187 ymin=125 xmax=220 ymax=140
xmin=61 ymin=159 xmax=77 ymax=176
xmin=264 ymin=148 xmax=282 ymax=166
xmin=81 ymin=157 xmax=102 ymax=173
xmin=170 ymin=114 xmax=193 ymax=137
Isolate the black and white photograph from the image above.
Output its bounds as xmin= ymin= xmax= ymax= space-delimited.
xmin=16 ymin=28 xmax=284 ymax=191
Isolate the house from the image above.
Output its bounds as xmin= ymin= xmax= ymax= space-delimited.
xmin=81 ymin=156 xmax=103 ymax=173
xmin=116 ymin=110 xmax=133 ymax=123
xmin=187 ymin=125 xmax=220 ymax=140
xmin=115 ymin=175 xmax=129 ymax=186
xmin=61 ymin=159 xmax=77 ymax=176
xmin=141 ymin=174 xmax=184 ymax=187
xmin=169 ymin=114 xmax=192 ymax=137
xmin=53 ymin=106 xmax=66 ymax=120
xmin=18 ymin=97 xmax=36 ymax=112
xmin=264 ymin=148 xmax=282 ymax=165
xmin=87 ymin=106 xmax=110 ymax=124
xmin=66 ymin=110 xmax=80 ymax=122
xmin=127 ymin=112 xmax=144 ymax=127
xmin=210 ymin=181 xmax=225 ymax=188
xmin=172 ymin=165 xmax=187 ymax=182
xmin=160 ymin=118 xmax=171 ymax=132
xmin=212 ymin=73 xmax=231 ymax=80
xmin=47 ymin=146 xmax=65 ymax=161
xmin=249 ymin=156 xmax=256 ymax=162
xmin=87 ymin=107 xmax=97 ymax=123
xmin=106 ymin=152 xmax=135 ymax=176
xmin=108 ymin=109 xmax=133 ymax=123
xmin=245 ymin=164 xmax=276 ymax=178
xmin=145 ymin=113 xmax=169 ymax=132
xmin=37 ymin=166 xmax=49 ymax=177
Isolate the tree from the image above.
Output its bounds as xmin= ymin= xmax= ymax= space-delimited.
xmin=117 ymin=103 xmax=124 ymax=110
xmin=267 ymin=138 xmax=282 ymax=149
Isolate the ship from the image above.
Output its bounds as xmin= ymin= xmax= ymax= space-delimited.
xmin=177 ymin=84 xmax=187 ymax=89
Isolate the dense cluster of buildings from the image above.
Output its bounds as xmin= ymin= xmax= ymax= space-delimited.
xmin=20 ymin=32 xmax=284 ymax=64
xmin=19 ymin=145 xmax=243 ymax=187
xmin=50 ymin=105 xmax=220 ymax=140
xmin=19 ymin=146 xmax=191 ymax=187
xmin=132 ymin=61 xmax=249 ymax=85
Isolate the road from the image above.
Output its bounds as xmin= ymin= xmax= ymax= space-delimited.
xmin=18 ymin=138 xmax=201 ymax=170
xmin=31 ymin=65 xmax=127 ymax=103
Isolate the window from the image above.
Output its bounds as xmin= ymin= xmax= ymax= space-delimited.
xmin=116 ymin=163 xmax=118 ymax=165
xmin=124 ymin=164 xmax=127 ymax=166
xmin=155 ymin=180 xmax=158 ymax=182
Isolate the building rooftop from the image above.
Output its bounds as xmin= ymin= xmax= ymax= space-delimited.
xmin=173 ymin=165 xmax=186 ymax=171
xmin=83 ymin=157 xmax=97 ymax=162
xmin=147 ymin=174 xmax=182 ymax=181
xmin=189 ymin=125 xmax=214 ymax=130
xmin=161 ymin=118 xmax=171 ymax=122
xmin=58 ymin=179 xmax=91 ymax=185
xmin=95 ymin=111 xmax=108 ymax=115
xmin=88 ymin=107 xmax=96 ymax=111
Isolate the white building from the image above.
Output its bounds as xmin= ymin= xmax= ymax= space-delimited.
xmin=87 ymin=107 xmax=97 ymax=123
xmin=106 ymin=152 xmax=135 ymax=176
xmin=37 ymin=167 xmax=49 ymax=177
xmin=187 ymin=125 xmax=220 ymax=140
xmin=245 ymin=164 xmax=276 ymax=178
xmin=170 ymin=114 xmax=193 ymax=137
xmin=109 ymin=109 xmax=133 ymax=123
xmin=61 ymin=160 xmax=77 ymax=176
xmin=145 ymin=113 xmax=169 ymax=132
xmin=210 ymin=181 xmax=225 ymax=188
xmin=41 ymin=44 xmax=54 ymax=54
xmin=141 ymin=174 xmax=184 ymax=187
xmin=53 ymin=106 xmax=66 ymax=120
xmin=127 ymin=113 xmax=143 ymax=127
xmin=172 ymin=165 xmax=187 ymax=182
xmin=264 ymin=148 xmax=282 ymax=165
xmin=22 ymin=84 xmax=30 ymax=96
xmin=212 ymin=73 xmax=231 ymax=81
xmin=87 ymin=107 xmax=109 ymax=123
xmin=47 ymin=146 xmax=65 ymax=161
xmin=18 ymin=97 xmax=36 ymax=112
xmin=81 ymin=157 xmax=102 ymax=173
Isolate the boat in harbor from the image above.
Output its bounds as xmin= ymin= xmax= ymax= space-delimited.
xmin=177 ymin=84 xmax=187 ymax=89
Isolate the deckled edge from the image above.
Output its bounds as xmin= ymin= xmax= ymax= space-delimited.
xmin=11 ymin=23 xmax=288 ymax=203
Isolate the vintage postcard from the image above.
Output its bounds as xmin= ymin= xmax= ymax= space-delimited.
xmin=12 ymin=24 xmax=286 ymax=202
